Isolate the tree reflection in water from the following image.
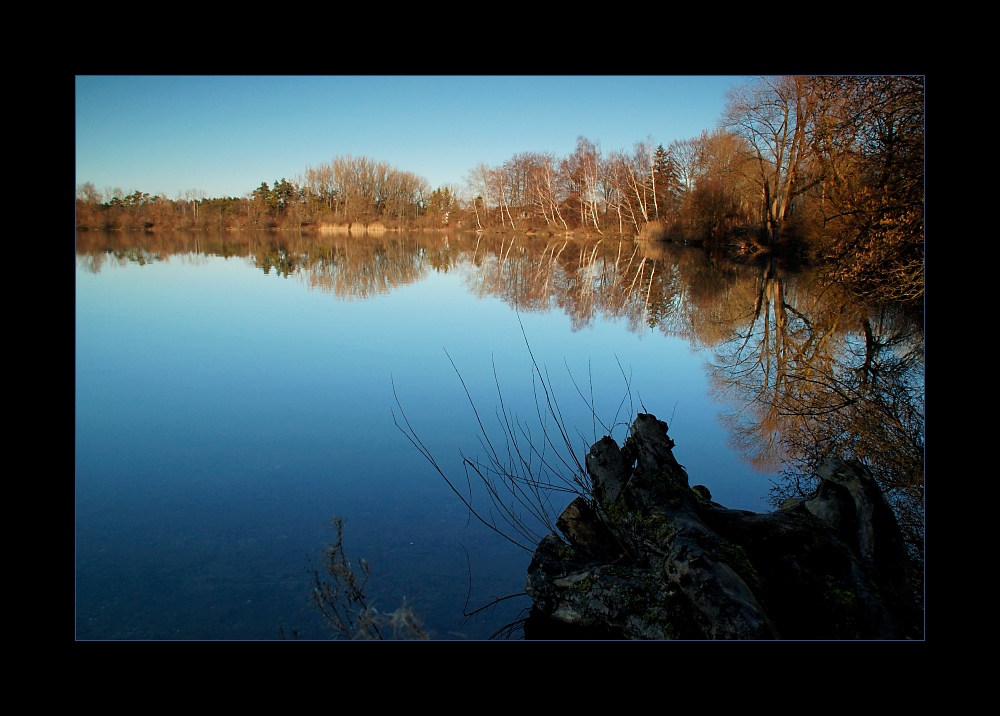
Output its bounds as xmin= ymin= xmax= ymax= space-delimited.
xmin=708 ymin=256 xmax=923 ymax=602
xmin=78 ymin=230 xmax=924 ymax=611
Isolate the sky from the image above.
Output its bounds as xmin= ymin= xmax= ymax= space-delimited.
xmin=76 ymin=76 xmax=748 ymax=200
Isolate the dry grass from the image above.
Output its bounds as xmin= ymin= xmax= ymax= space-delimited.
xmin=637 ymin=220 xmax=667 ymax=241
xmin=317 ymin=222 xmax=351 ymax=235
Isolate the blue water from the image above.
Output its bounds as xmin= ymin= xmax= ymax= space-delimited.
xmin=75 ymin=243 xmax=776 ymax=639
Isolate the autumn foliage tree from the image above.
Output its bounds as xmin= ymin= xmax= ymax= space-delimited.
xmin=721 ymin=75 xmax=923 ymax=302
xmin=806 ymin=76 xmax=924 ymax=303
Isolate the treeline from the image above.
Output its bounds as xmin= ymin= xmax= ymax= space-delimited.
xmin=459 ymin=76 xmax=922 ymax=302
xmin=74 ymin=156 xmax=433 ymax=235
xmin=77 ymin=76 xmax=923 ymax=303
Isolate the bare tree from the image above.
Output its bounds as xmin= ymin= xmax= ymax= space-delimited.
xmin=724 ymin=76 xmax=818 ymax=246
xmin=465 ymin=163 xmax=495 ymax=229
xmin=76 ymin=182 xmax=102 ymax=204
xmin=561 ymin=137 xmax=604 ymax=233
xmin=526 ymin=152 xmax=569 ymax=232
xmin=605 ymin=151 xmax=642 ymax=235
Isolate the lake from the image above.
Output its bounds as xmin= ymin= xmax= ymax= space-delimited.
xmin=75 ymin=230 xmax=922 ymax=639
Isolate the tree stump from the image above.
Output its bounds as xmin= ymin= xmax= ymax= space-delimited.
xmin=524 ymin=413 xmax=920 ymax=639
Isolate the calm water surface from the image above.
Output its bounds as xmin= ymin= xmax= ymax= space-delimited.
xmin=75 ymin=231 xmax=790 ymax=639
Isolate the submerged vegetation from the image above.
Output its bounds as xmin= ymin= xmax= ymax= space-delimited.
xmin=311 ymin=516 xmax=429 ymax=640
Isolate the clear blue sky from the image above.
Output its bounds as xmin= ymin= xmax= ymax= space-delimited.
xmin=76 ymin=76 xmax=747 ymax=200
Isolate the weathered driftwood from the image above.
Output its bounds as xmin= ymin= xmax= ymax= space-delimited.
xmin=523 ymin=413 xmax=920 ymax=639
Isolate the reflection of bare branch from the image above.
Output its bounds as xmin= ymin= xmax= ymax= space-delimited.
xmin=707 ymin=261 xmax=923 ymax=602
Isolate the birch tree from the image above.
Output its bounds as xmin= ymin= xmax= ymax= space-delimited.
xmin=465 ymin=163 xmax=495 ymax=229
xmin=521 ymin=152 xmax=568 ymax=232
xmin=561 ymin=137 xmax=603 ymax=233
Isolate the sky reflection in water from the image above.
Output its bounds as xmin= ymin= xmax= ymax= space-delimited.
xmin=76 ymin=233 xmax=777 ymax=639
